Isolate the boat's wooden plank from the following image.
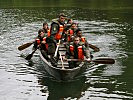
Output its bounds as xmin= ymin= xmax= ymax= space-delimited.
xmin=57 ymin=65 xmax=69 ymax=68
xmin=58 ymin=62 xmax=69 ymax=65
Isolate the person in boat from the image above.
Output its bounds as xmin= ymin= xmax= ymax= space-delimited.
xmin=62 ymin=18 xmax=73 ymax=41
xmin=75 ymin=29 xmax=94 ymax=58
xmin=65 ymin=36 xmax=91 ymax=68
xmin=65 ymin=18 xmax=73 ymax=30
xmin=67 ymin=18 xmax=73 ymax=24
xmin=48 ymin=13 xmax=67 ymax=42
xmin=63 ymin=22 xmax=80 ymax=43
xmin=33 ymin=29 xmax=49 ymax=60
xmin=46 ymin=13 xmax=67 ymax=67
xmin=42 ymin=22 xmax=49 ymax=33
xmin=75 ymin=28 xmax=89 ymax=49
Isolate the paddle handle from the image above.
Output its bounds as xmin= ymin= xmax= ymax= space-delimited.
xmin=54 ymin=40 xmax=61 ymax=57
xmin=66 ymin=58 xmax=115 ymax=64
xmin=59 ymin=52 xmax=65 ymax=69
xmin=25 ymin=45 xmax=39 ymax=60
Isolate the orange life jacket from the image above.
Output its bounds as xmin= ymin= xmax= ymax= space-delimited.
xmin=43 ymin=37 xmax=48 ymax=50
xmin=78 ymin=46 xmax=84 ymax=59
xmin=69 ymin=45 xmax=84 ymax=59
xmin=36 ymin=37 xmax=48 ymax=50
xmin=47 ymin=29 xmax=51 ymax=37
xmin=81 ymin=37 xmax=86 ymax=43
xmin=55 ymin=25 xmax=64 ymax=40
xmin=47 ymin=25 xmax=64 ymax=40
xmin=36 ymin=38 xmax=41 ymax=45
xmin=68 ymin=29 xmax=74 ymax=42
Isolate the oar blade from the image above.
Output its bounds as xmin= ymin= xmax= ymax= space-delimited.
xmin=93 ymin=58 xmax=115 ymax=64
xmin=25 ymin=46 xmax=39 ymax=60
xmin=18 ymin=42 xmax=33 ymax=51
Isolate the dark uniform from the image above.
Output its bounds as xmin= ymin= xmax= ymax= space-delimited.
xmin=33 ymin=29 xmax=49 ymax=60
xmin=66 ymin=42 xmax=90 ymax=68
xmin=46 ymin=13 xmax=67 ymax=67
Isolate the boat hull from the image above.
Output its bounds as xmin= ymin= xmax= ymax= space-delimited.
xmin=38 ymin=50 xmax=87 ymax=81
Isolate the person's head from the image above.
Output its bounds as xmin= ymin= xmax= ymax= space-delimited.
xmin=71 ymin=23 xmax=77 ymax=30
xmin=67 ymin=18 xmax=73 ymax=24
xmin=43 ymin=22 xmax=48 ymax=29
xmin=74 ymin=36 xmax=80 ymax=45
xmin=38 ymin=29 xmax=44 ymax=37
xmin=76 ymin=29 xmax=82 ymax=37
xmin=59 ymin=13 xmax=67 ymax=22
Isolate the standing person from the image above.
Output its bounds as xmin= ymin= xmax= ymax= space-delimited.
xmin=49 ymin=13 xmax=67 ymax=41
xmin=65 ymin=36 xmax=91 ymax=68
xmin=46 ymin=13 xmax=67 ymax=67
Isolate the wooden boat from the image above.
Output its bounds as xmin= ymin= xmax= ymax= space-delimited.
xmin=38 ymin=43 xmax=88 ymax=81
xmin=18 ymin=38 xmax=115 ymax=81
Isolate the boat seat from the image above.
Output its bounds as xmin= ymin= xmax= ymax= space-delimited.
xmin=57 ymin=65 xmax=69 ymax=68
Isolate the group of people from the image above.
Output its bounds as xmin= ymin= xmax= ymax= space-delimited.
xmin=33 ymin=13 xmax=92 ymax=68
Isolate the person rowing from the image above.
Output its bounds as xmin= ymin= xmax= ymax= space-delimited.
xmin=32 ymin=29 xmax=49 ymax=60
xmin=65 ymin=36 xmax=91 ymax=68
xmin=75 ymin=29 xmax=89 ymax=49
xmin=63 ymin=22 xmax=80 ymax=43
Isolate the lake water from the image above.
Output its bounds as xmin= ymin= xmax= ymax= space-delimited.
xmin=0 ymin=0 xmax=133 ymax=100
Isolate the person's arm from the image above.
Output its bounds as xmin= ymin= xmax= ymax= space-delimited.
xmin=85 ymin=40 xmax=90 ymax=49
xmin=83 ymin=45 xmax=90 ymax=59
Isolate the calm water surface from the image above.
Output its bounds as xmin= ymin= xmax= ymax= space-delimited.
xmin=0 ymin=1 xmax=133 ymax=100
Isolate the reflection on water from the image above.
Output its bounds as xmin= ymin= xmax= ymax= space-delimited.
xmin=38 ymin=76 xmax=88 ymax=100
xmin=0 ymin=4 xmax=133 ymax=100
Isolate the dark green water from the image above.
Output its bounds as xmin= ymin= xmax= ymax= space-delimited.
xmin=0 ymin=0 xmax=133 ymax=100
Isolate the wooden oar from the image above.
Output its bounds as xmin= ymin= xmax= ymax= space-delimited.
xmin=88 ymin=43 xmax=100 ymax=52
xmin=25 ymin=46 xmax=39 ymax=60
xmin=54 ymin=40 xmax=61 ymax=57
xmin=18 ymin=41 xmax=34 ymax=51
xmin=66 ymin=58 xmax=115 ymax=64
xmin=59 ymin=52 xmax=65 ymax=69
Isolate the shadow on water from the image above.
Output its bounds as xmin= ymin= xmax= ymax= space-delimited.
xmin=27 ymin=56 xmax=90 ymax=100
xmin=38 ymin=75 xmax=89 ymax=100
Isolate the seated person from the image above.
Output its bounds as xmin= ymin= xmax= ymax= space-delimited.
xmin=65 ymin=36 xmax=91 ymax=68
xmin=33 ymin=29 xmax=49 ymax=60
